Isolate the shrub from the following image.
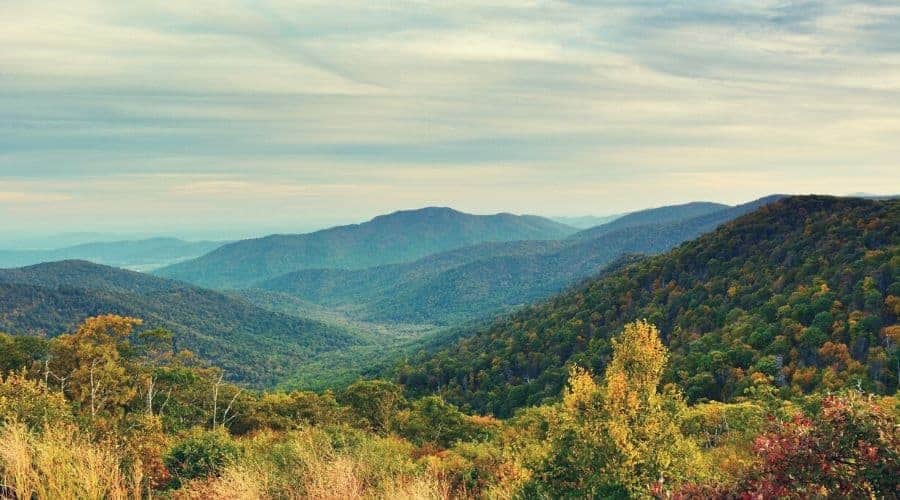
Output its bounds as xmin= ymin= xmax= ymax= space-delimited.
xmin=164 ymin=428 xmax=239 ymax=485
xmin=0 ymin=372 xmax=72 ymax=431
xmin=739 ymin=392 xmax=899 ymax=497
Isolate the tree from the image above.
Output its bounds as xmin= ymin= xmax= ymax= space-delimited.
xmin=397 ymin=396 xmax=477 ymax=447
xmin=47 ymin=315 xmax=142 ymax=424
xmin=339 ymin=380 xmax=406 ymax=433
xmin=0 ymin=333 xmax=49 ymax=375
xmin=525 ymin=321 xmax=703 ymax=498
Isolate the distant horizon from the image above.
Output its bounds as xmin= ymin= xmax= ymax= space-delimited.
xmin=2 ymin=190 xmax=895 ymax=248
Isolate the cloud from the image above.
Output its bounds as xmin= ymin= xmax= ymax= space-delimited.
xmin=0 ymin=0 xmax=898 ymax=235
xmin=0 ymin=191 xmax=73 ymax=203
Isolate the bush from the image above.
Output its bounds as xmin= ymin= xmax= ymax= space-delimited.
xmin=0 ymin=373 xmax=72 ymax=431
xmin=397 ymin=396 xmax=480 ymax=447
xmin=740 ymin=392 xmax=899 ymax=497
xmin=164 ymin=428 xmax=239 ymax=485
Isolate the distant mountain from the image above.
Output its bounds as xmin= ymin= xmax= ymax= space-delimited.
xmin=0 ymin=237 xmax=225 ymax=271
xmin=398 ymin=196 xmax=899 ymax=417
xmin=0 ymin=260 xmax=359 ymax=385
xmin=255 ymin=196 xmax=783 ymax=325
xmin=155 ymin=208 xmax=577 ymax=289
xmin=550 ymin=214 xmax=621 ymax=229
xmin=567 ymin=201 xmax=729 ymax=241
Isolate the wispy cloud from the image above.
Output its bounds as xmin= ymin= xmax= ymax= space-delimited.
xmin=1 ymin=0 xmax=898 ymax=235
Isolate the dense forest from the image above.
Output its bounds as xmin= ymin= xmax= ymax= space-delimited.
xmin=398 ymin=196 xmax=899 ymax=417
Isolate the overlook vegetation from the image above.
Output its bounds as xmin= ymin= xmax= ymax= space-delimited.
xmin=1 ymin=316 xmax=896 ymax=499
xmin=398 ymin=196 xmax=899 ymax=417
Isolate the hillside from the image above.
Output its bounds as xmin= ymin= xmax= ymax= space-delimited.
xmin=0 ymin=237 xmax=225 ymax=271
xmin=0 ymin=261 xmax=359 ymax=385
xmin=256 ymin=196 xmax=783 ymax=325
xmin=155 ymin=208 xmax=576 ymax=289
xmin=398 ymin=196 xmax=899 ymax=416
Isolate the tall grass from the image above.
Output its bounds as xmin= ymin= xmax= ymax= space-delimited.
xmin=1 ymin=423 xmax=460 ymax=499
xmin=174 ymin=427 xmax=452 ymax=499
xmin=0 ymin=423 xmax=137 ymax=499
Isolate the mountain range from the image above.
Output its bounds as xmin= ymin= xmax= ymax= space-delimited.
xmin=3 ymin=194 xmax=893 ymax=402
xmin=155 ymin=208 xmax=577 ymax=289
xmin=250 ymin=196 xmax=781 ymax=325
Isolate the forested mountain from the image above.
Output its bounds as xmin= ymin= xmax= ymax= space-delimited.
xmin=398 ymin=196 xmax=899 ymax=417
xmin=256 ymin=196 xmax=783 ymax=325
xmin=0 ymin=261 xmax=358 ymax=385
xmin=155 ymin=208 xmax=576 ymax=289
xmin=0 ymin=238 xmax=225 ymax=271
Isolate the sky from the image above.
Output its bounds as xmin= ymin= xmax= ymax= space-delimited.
xmin=2 ymin=0 xmax=899 ymax=240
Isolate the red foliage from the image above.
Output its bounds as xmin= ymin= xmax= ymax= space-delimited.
xmin=667 ymin=394 xmax=899 ymax=498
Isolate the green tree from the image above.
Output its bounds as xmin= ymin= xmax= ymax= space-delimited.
xmin=339 ymin=379 xmax=406 ymax=433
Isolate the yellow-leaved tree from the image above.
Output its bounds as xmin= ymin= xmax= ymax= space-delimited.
xmin=524 ymin=320 xmax=703 ymax=498
xmin=47 ymin=315 xmax=143 ymax=426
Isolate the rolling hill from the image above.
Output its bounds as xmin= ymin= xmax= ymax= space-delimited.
xmin=0 ymin=260 xmax=359 ymax=385
xmin=397 ymin=196 xmax=899 ymax=416
xmin=0 ymin=237 xmax=225 ymax=272
xmin=254 ymin=196 xmax=783 ymax=325
xmin=155 ymin=207 xmax=577 ymax=289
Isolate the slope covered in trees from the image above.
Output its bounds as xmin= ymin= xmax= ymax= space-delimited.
xmin=255 ymin=196 xmax=782 ymax=325
xmin=155 ymin=208 xmax=577 ymax=289
xmin=0 ymin=261 xmax=358 ymax=385
xmin=0 ymin=237 xmax=225 ymax=271
xmin=398 ymin=196 xmax=899 ymax=417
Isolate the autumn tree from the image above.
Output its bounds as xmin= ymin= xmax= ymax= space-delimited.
xmin=525 ymin=321 xmax=703 ymax=498
xmin=47 ymin=315 xmax=142 ymax=424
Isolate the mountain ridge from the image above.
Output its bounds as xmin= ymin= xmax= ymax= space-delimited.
xmin=155 ymin=207 xmax=576 ymax=289
xmin=0 ymin=237 xmax=225 ymax=271
xmin=254 ymin=196 xmax=785 ymax=325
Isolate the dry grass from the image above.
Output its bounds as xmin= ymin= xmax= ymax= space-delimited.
xmin=173 ymin=428 xmax=454 ymax=500
xmin=0 ymin=422 xmax=137 ymax=500
xmin=1 ymin=423 xmax=457 ymax=500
